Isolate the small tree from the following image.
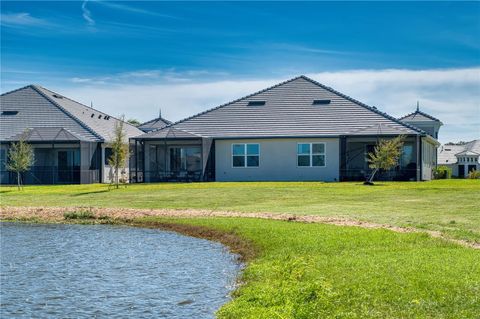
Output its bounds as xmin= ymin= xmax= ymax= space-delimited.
xmin=366 ymin=135 xmax=406 ymax=184
xmin=108 ymin=115 xmax=130 ymax=189
xmin=127 ymin=118 xmax=141 ymax=127
xmin=6 ymin=134 xmax=34 ymax=190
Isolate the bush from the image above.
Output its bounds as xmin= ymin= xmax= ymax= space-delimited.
xmin=467 ymin=170 xmax=480 ymax=179
xmin=64 ymin=210 xmax=95 ymax=220
xmin=433 ymin=166 xmax=452 ymax=179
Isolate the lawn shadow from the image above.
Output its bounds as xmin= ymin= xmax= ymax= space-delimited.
xmin=71 ymin=189 xmax=110 ymax=196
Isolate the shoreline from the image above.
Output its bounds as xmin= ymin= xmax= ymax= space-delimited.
xmin=1 ymin=205 xmax=479 ymax=249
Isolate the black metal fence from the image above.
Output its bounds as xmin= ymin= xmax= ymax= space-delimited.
xmin=0 ymin=167 xmax=100 ymax=185
xmin=340 ymin=169 xmax=418 ymax=182
xmin=130 ymin=170 xmax=215 ymax=183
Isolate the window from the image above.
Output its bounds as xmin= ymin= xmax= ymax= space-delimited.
xmin=297 ymin=143 xmax=326 ymax=167
xmin=232 ymin=144 xmax=259 ymax=167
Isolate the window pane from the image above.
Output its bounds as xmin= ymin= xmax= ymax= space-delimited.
xmin=233 ymin=156 xmax=245 ymax=167
xmin=297 ymin=155 xmax=310 ymax=166
xmin=247 ymin=144 xmax=259 ymax=155
xmin=297 ymin=144 xmax=310 ymax=155
xmin=312 ymin=143 xmax=325 ymax=154
xmin=232 ymin=144 xmax=245 ymax=155
xmin=247 ymin=155 xmax=259 ymax=167
xmin=312 ymin=155 xmax=325 ymax=166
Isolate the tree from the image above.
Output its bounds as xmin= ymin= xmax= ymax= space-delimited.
xmin=6 ymin=134 xmax=34 ymax=190
xmin=127 ymin=118 xmax=141 ymax=127
xmin=108 ymin=115 xmax=130 ymax=189
xmin=366 ymin=135 xmax=406 ymax=184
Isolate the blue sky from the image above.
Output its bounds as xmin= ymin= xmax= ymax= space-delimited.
xmin=1 ymin=1 xmax=479 ymax=142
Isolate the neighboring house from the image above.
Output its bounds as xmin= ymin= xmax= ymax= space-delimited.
xmin=0 ymin=85 xmax=143 ymax=184
xmin=132 ymin=76 xmax=441 ymax=183
xmin=438 ymin=140 xmax=480 ymax=177
xmin=138 ymin=114 xmax=171 ymax=133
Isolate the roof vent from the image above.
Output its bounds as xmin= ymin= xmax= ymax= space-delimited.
xmin=248 ymin=101 xmax=266 ymax=106
xmin=1 ymin=111 xmax=18 ymax=115
xmin=313 ymin=99 xmax=331 ymax=105
xmin=52 ymin=94 xmax=63 ymax=99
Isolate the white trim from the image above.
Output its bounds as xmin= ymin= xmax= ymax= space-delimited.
xmin=296 ymin=142 xmax=326 ymax=168
xmin=231 ymin=143 xmax=260 ymax=168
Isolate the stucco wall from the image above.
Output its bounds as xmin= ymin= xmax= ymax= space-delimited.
xmin=215 ymin=138 xmax=340 ymax=182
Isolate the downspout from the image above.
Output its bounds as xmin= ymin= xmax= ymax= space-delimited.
xmin=135 ymin=139 xmax=138 ymax=183
xmin=164 ymin=138 xmax=167 ymax=178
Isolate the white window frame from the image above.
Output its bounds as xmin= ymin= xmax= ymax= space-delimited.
xmin=231 ymin=143 xmax=260 ymax=168
xmin=297 ymin=142 xmax=326 ymax=167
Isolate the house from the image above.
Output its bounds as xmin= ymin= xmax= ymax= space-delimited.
xmin=0 ymin=85 xmax=143 ymax=184
xmin=132 ymin=76 xmax=441 ymax=183
xmin=438 ymin=140 xmax=480 ymax=177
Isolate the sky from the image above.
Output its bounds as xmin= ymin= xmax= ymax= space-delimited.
xmin=1 ymin=1 xmax=479 ymax=143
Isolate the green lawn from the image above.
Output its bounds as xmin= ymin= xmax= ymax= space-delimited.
xmin=135 ymin=217 xmax=480 ymax=319
xmin=1 ymin=180 xmax=479 ymax=242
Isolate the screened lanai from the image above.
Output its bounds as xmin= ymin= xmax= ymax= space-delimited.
xmin=0 ymin=127 xmax=101 ymax=185
xmin=131 ymin=127 xmax=214 ymax=183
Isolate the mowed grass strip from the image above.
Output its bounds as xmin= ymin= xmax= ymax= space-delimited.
xmin=136 ymin=217 xmax=480 ymax=319
xmin=1 ymin=180 xmax=479 ymax=242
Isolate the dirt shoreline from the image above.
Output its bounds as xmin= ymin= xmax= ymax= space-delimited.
xmin=1 ymin=206 xmax=478 ymax=250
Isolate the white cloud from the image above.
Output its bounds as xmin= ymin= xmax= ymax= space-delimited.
xmin=0 ymin=13 xmax=50 ymax=27
xmin=81 ymin=1 xmax=95 ymax=27
xmin=58 ymin=68 xmax=479 ymax=143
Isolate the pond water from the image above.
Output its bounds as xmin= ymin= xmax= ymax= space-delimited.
xmin=0 ymin=222 xmax=241 ymax=318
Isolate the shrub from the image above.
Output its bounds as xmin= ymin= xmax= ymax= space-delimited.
xmin=63 ymin=210 xmax=95 ymax=220
xmin=467 ymin=169 xmax=480 ymax=179
xmin=433 ymin=166 xmax=452 ymax=179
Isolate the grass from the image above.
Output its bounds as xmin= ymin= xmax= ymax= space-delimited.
xmin=133 ymin=217 xmax=480 ymax=319
xmin=2 ymin=180 xmax=479 ymax=318
xmin=63 ymin=210 xmax=95 ymax=220
xmin=1 ymin=180 xmax=479 ymax=242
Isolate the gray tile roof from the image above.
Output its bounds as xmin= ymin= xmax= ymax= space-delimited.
xmin=1 ymin=85 xmax=143 ymax=143
xmin=138 ymin=116 xmax=171 ymax=132
xmin=141 ymin=76 xmax=423 ymax=139
xmin=6 ymin=127 xmax=82 ymax=142
xmin=399 ymin=109 xmax=442 ymax=123
xmin=347 ymin=123 xmax=414 ymax=135
xmin=138 ymin=127 xmax=201 ymax=139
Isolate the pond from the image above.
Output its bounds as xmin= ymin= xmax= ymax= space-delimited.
xmin=0 ymin=222 xmax=241 ymax=318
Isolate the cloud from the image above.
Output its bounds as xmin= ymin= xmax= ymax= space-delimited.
xmin=0 ymin=13 xmax=50 ymax=27
xmin=95 ymin=1 xmax=179 ymax=19
xmin=47 ymin=68 xmax=480 ymax=143
xmin=81 ymin=1 xmax=95 ymax=27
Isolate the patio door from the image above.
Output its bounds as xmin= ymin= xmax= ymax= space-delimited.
xmin=169 ymin=146 xmax=201 ymax=172
xmin=458 ymin=165 xmax=465 ymax=178
xmin=57 ymin=149 xmax=80 ymax=183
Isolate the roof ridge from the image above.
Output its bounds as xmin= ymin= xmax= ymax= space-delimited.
xmin=139 ymin=116 xmax=172 ymax=127
xmin=299 ymin=75 xmax=427 ymax=135
xmin=29 ymin=85 xmax=104 ymax=141
xmin=398 ymin=109 xmax=441 ymax=122
xmin=32 ymin=85 xmax=141 ymax=132
xmin=0 ymin=84 xmax=37 ymax=97
xmin=145 ymin=75 xmax=305 ymax=135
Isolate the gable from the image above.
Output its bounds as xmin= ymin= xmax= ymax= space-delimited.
xmin=0 ymin=86 xmax=99 ymax=141
xmin=33 ymin=86 xmax=143 ymax=142
xmin=166 ymin=76 xmax=421 ymax=138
